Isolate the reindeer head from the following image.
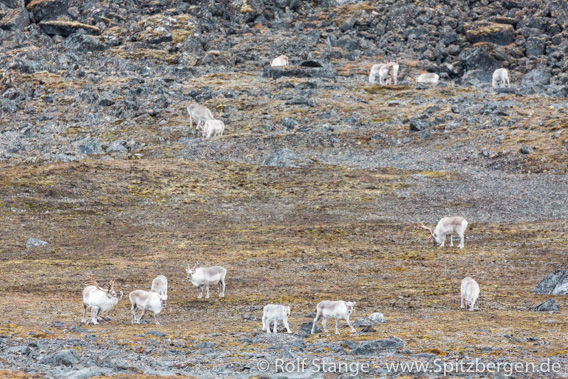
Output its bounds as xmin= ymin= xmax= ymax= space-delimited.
xmin=420 ymin=224 xmax=442 ymax=246
xmin=346 ymin=301 xmax=356 ymax=314
xmin=85 ymin=273 xmax=123 ymax=299
xmin=186 ymin=263 xmax=197 ymax=281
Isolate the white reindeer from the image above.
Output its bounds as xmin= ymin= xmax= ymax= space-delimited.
xmin=186 ymin=264 xmax=227 ymax=299
xmin=416 ymin=73 xmax=439 ymax=85
xmin=151 ymin=275 xmax=168 ymax=306
xmin=271 ymin=55 xmax=289 ymax=67
xmin=262 ymin=304 xmax=292 ymax=334
xmin=492 ymin=68 xmax=510 ymax=88
xmin=202 ymin=119 xmax=225 ymax=139
xmin=461 ymin=277 xmax=480 ymax=311
xmin=378 ymin=59 xmax=399 ymax=85
xmin=81 ymin=273 xmax=123 ymax=325
xmin=129 ymin=290 xmax=164 ymax=324
xmin=420 ymin=216 xmax=468 ymax=249
xmin=311 ymin=300 xmax=356 ymax=335
xmin=187 ymin=103 xmax=214 ymax=132
xmin=369 ymin=63 xmax=384 ymax=83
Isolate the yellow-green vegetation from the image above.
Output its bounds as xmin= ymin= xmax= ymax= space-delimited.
xmin=0 ymin=159 xmax=566 ymax=366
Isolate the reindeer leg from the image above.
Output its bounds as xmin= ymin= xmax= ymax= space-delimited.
xmin=131 ymin=304 xmax=137 ymax=324
xmin=311 ymin=311 xmax=321 ymax=334
xmin=322 ymin=317 xmax=329 ymax=333
xmin=459 ymin=233 xmax=465 ymax=249
xmin=284 ymin=317 xmax=292 ymax=333
xmin=450 ymin=234 xmax=454 ymax=247
xmin=153 ymin=312 xmax=160 ymax=325
xmin=138 ymin=309 xmax=146 ymax=323
xmin=205 ymin=285 xmax=210 ymax=299
xmin=91 ymin=306 xmax=99 ymax=325
xmin=82 ymin=305 xmax=88 ymax=324
xmin=262 ymin=315 xmax=267 ymax=332
xmin=461 ymin=295 xmax=465 ymax=309
xmin=334 ymin=318 xmax=339 ymax=335
xmin=219 ymin=280 xmax=225 ymax=298
xmin=198 ymin=285 xmax=203 ymax=299
xmin=273 ymin=320 xmax=278 ymax=334
xmin=346 ymin=315 xmax=356 ymax=334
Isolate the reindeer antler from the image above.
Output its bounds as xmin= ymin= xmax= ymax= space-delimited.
xmin=85 ymin=272 xmax=111 ymax=293
xmin=420 ymin=223 xmax=434 ymax=240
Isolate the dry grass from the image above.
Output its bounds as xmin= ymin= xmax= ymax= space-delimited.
xmin=0 ymin=160 xmax=566 ymax=368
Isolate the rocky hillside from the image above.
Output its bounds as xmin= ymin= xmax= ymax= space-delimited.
xmin=1 ymin=0 xmax=568 ymax=378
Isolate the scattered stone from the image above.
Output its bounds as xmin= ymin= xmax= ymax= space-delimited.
xmin=282 ymin=117 xmax=299 ymax=130
xmin=532 ymin=270 xmax=568 ymax=295
xmin=146 ymin=330 xmax=167 ymax=337
xmin=262 ymin=148 xmax=313 ymax=168
xmin=299 ymin=322 xmax=319 ymax=335
xmin=39 ymin=21 xmax=100 ymax=36
xmin=520 ymin=145 xmax=533 ymax=154
xmin=352 ymin=337 xmax=405 ymax=355
xmin=369 ymin=313 xmax=386 ymax=324
xmin=0 ymin=8 xmax=30 ymax=31
xmin=106 ymin=141 xmax=128 ymax=154
xmin=409 ymin=118 xmax=430 ymax=132
xmin=26 ymin=238 xmax=48 ymax=248
xmin=40 ymin=349 xmax=79 ymax=367
xmin=464 ymin=22 xmax=515 ymax=45
xmin=196 ymin=341 xmax=215 ymax=349
xmin=534 ymin=299 xmax=559 ymax=312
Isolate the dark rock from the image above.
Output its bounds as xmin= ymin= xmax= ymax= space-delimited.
xmin=460 ymin=44 xmax=501 ymax=72
xmin=353 ymin=317 xmax=374 ymax=328
xmin=282 ymin=117 xmax=299 ymax=130
xmin=51 ymin=321 xmax=64 ymax=328
xmin=26 ymin=238 xmax=48 ymax=248
xmin=39 ymin=21 xmax=100 ymax=36
xmin=146 ymin=330 xmax=166 ymax=337
xmin=522 ymin=70 xmax=551 ymax=86
xmin=462 ymin=70 xmax=493 ymax=85
xmin=520 ymin=145 xmax=533 ymax=154
xmin=0 ymin=0 xmax=23 ymax=8
xmin=262 ymin=148 xmax=313 ymax=168
xmin=63 ymin=34 xmax=106 ymax=51
xmin=409 ymin=118 xmax=430 ymax=132
xmin=262 ymin=65 xmax=335 ymax=79
xmin=106 ymin=141 xmax=127 ymax=154
xmin=40 ymin=349 xmax=79 ymax=367
xmin=299 ymin=321 xmax=319 ymax=334
xmin=0 ymin=8 xmax=30 ymax=31
xmin=465 ymin=22 xmax=515 ymax=45
xmin=69 ymin=326 xmax=89 ymax=333
xmin=525 ymin=36 xmax=547 ymax=57
xmin=352 ymin=337 xmax=405 ymax=355
xmin=78 ymin=140 xmax=103 ymax=155
xmin=317 ymin=0 xmax=366 ymax=7
xmin=532 ymin=270 xmax=568 ymax=295
xmin=98 ymin=93 xmax=115 ymax=107
xmin=534 ymin=299 xmax=559 ymax=312
xmin=27 ymin=0 xmax=68 ymax=23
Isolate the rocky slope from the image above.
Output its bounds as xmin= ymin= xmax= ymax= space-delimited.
xmin=1 ymin=0 xmax=568 ymax=377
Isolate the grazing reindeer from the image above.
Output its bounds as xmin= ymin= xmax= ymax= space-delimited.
xmin=187 ymin=103 xmax=214 ymax=132
xmin=262 ymin=304 xmax=292 ymax=334
xmin=202 ymin=119 xmax=225 ymax=139
xmin=82 ymin=273 xmax=123 ymax=325
xmin=421 ymin=216 xmax=468 ymax=249
xmin=369 ymin=63 xmax=384 ymax=83
xmin=271 ymin=55 xmax=289 ymax=67
xmin=311 ymin=301 xmax=356 ymax=335
xmin=416 ymin=73 xmax=439 ymax=85
xmin=379 ymin=58 xmax=400 ymax=85
xmin=461 ymin=277 xmax=480 ymax=311
xmin=186 ymin=264 xmax=227 ymax=299
xmin=492 ymin=68 xmax=510 ymax=88
xmin=129 ymin=290 xmax=164 ymax=324
xmin=151 ymin=275 xmax=168 ymax=306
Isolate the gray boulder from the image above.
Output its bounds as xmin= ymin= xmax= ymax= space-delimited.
xmin=534 ymin=299 xmax=559 ymax=312
xmin=352 ymin=337 xmax=405 ymax=355
xmin=0 ymin=8 xmax=30 ymax=31
xmin=40 ymin=349 xmax=79 ymax=367
xmin=532 ymin=270 xmax=568 ymax=295
xmin=369 ymin=312 xmax=386 ymax=323
xmin=26 ymin=238 xmax=48 ymax=248
xmin=262 ymin=148 xmax=313 ymax=168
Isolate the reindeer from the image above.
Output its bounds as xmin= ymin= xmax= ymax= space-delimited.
xmin=202 ymin=119 xmax=225 ymax=139
xmin=379 ymin=58 xmax=400 ymax=85
xmin=262 ymin=304 xmax=292 ymax=334
xmin=461 ymin=277 xmax=480 ymax=311
xmin=271 ymin=55 xmax=289 ymax=67
xmin=416 ymin=73 xmax=439 ymax=85
xmin=187 ymin=103 xmax=214 ymax=133
xmin=129 ymin=290 xmax=164 ymax=324
xmin=186 ymin=264 xmax=227 ymax=299
xmin=81 ymin=273 xmax=123 ymax=325
xmin=311 ymin=300 xmax=356 ymax=335
xmin=492 ymin=68 xmax=510 ymax=88
xmin=151 ymin=275 xmax=168 ymax=306
xmin=420 ymin=216 xmax=468 ymax=249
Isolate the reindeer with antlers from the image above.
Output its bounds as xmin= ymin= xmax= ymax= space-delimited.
xmin=81 ymin=273 xmax=123 ymax=325
xmin=420 ymin=217 xmax=468 ymax=249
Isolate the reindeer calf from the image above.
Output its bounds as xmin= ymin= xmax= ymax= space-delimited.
xmin=129 ymin=290 xmax=164 ymax=324
xmin=262 ymin=304 xmax=292 ymax=334
xmin=461 ymin=277 xmax=480 ymax=311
